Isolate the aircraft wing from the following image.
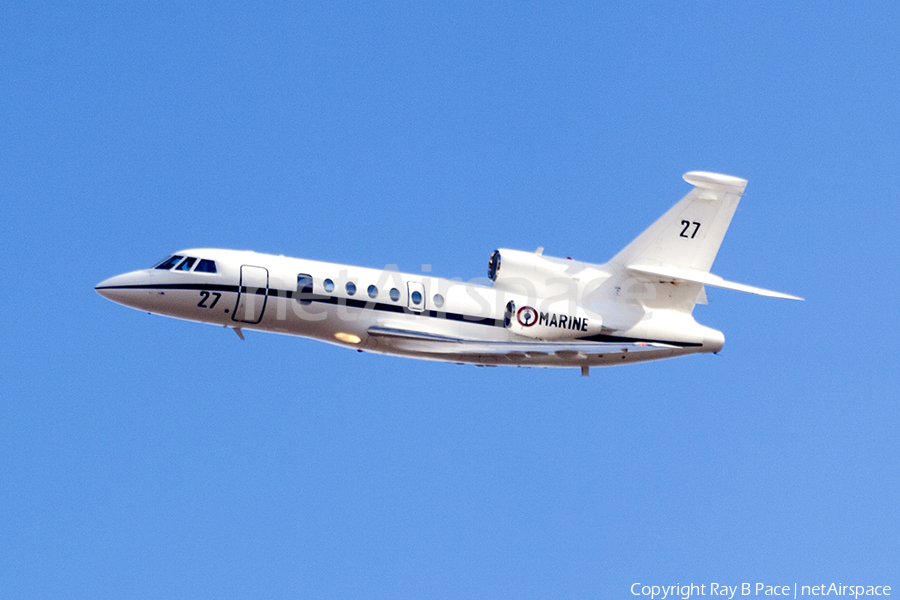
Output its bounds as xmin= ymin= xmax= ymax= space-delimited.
xmin=367 ymin=326 xmax=679 ymax=358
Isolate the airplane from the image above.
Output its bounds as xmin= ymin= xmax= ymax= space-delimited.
xmin=95 ymin=171 xmax=802 ymax=375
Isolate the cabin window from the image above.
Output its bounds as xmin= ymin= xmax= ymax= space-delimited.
xmin=323 ymin=279 xmax=335 ymax=293
xmin=346 ymin=282 xmax=357 ymax=296
xmin=433 ymin=294 xmax=444 ymax=308
xmin=176 ymin=257 xmax=197 ymax=271
xmin=155 ymin=255 xmax=183 ymax=270
xmin=411 ymin=291 xmax=423 ymax=305
xmin=297 ymin=274 xmax=314 ymax=305
xmin=367 ymin=285 xmax=378 ymax=299
xmin=389 ymin=288 xmax=400 ymax=302
xmin=195 ymin=259 xmax=217 ymax=273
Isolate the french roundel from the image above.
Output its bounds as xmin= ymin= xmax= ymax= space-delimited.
xmin=517 ymin=306 xmax=538 ymax=327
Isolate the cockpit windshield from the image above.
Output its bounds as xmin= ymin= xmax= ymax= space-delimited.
xmin=155 ymin=255 xmax=184 ymax=270
xmin=176 ymin=257 xmax=197 ymax=271
xmin=195 ymin=259 xmax=217 ymax=273
xmin=153 ymin=255 xmax=217 ymax=273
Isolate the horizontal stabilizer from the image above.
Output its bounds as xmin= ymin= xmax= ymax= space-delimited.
xmin=627 ymin=264 xmax=803 ymax=301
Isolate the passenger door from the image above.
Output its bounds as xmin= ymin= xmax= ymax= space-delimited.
xmin=233 ymin=265 xmax=269 ymax=324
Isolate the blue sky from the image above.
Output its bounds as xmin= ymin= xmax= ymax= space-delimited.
xmin=2 ymin=1 xmax=898 ymax=598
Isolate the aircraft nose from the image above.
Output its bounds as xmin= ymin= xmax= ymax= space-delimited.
xmin=94 ymin=275 xmax=121 ymax=300
xmin=94 ymin=270 xmax=151 ymax=306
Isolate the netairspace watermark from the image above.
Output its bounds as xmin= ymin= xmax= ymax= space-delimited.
xmin=631 ymin=582 xmax=891 ymax=600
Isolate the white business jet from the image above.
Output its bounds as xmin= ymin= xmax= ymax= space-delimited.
xmin=96 ymin=171 xmax=801 ymax=374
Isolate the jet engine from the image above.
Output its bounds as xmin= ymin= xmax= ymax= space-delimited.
xmin=488 ymin=248 xmax=589 ymax=294
xmin=503 ymin=300 xmax=604 ymax=341
xmin=491 ymin=248 xmax=606 ymax=340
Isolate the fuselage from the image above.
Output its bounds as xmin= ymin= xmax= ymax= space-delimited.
xmin=96 ymin=172 xmax=803 ymax=371
xmin=95 ymin=248 xmax=724 ymax=369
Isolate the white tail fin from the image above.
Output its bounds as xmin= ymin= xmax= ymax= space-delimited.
xmin=610 ymin=171 xmax=747 ymax=272
xmin=601 ymin=172 xmax=802 ymax=315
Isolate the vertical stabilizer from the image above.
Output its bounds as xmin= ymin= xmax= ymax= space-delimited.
xmin=609 ymin=171 xmax=748 ymax=273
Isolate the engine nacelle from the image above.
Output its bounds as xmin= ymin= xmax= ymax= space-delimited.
xmin=490 ymin=249 xmax=606 ymax=340
xmin=488 ymin=248 xmax=585 ymax=294
xmin=503 ymin=300 xmax=604 ymax=341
